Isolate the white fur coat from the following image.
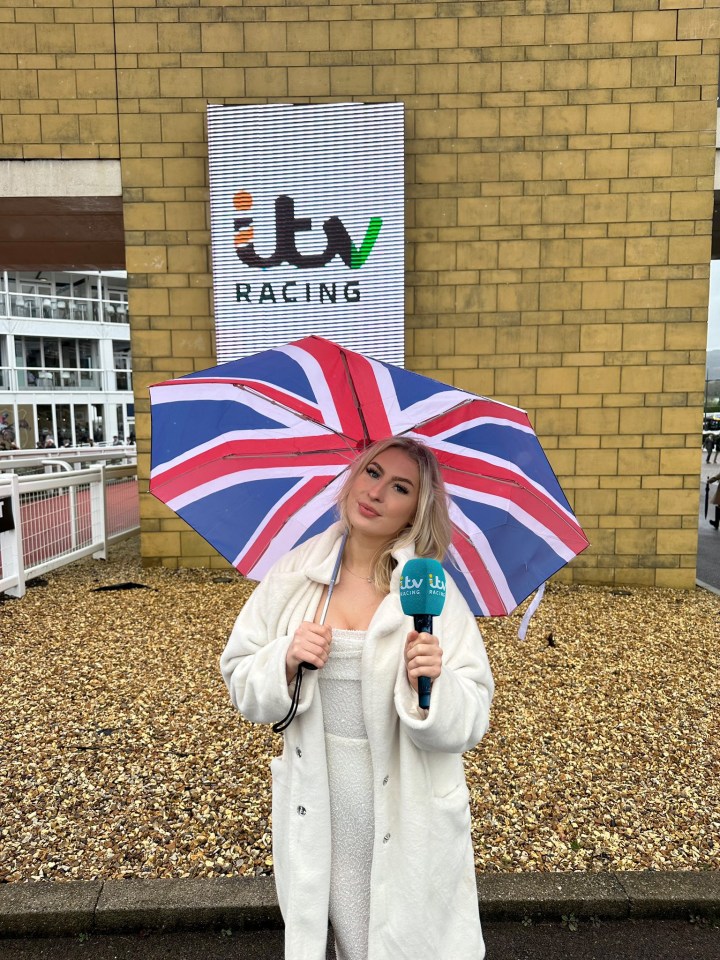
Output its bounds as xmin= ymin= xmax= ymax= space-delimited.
xmin=220 ymin=523 xmax=494 ymax=960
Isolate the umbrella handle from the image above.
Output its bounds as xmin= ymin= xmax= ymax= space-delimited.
xmin=272 ymin=529 xmax=349 ymax=734
xmin=317 ymin=528 xmax=348 ymax=626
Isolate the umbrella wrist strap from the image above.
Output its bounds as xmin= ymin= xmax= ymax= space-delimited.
xmin=272 ymin=666 xmax=304 ymax=734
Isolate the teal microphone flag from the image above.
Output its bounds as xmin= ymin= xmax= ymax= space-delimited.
xmin=399 ymin=559 xmax=447 ymax=709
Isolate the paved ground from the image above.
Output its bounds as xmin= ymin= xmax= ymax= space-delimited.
xmin=2 ymin=920 xmax=719 ymax=960
xmin=697 ymin=455 xmax=720 ymax=593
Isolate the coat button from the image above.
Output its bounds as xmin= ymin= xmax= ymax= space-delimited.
xmin=382 ymin=775 xmax=389 ymax=785
xmin=383 ymin=832 xmax=391 ymax=843
xmin=296 ymin=747 xmax=302 ymax=757
xmin=297 ymin=806 xmax=306 ymax=816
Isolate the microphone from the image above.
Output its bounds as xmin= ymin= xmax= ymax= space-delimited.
xmin=399 ymin=558 xmax=447 ymax=709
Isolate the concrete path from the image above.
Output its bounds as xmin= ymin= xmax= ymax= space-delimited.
xmin=1 ymin=872 xmax=719 ymax=938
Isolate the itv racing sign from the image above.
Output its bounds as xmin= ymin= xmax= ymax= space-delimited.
xmin=207 ymin=102 xmax=404 ymax=365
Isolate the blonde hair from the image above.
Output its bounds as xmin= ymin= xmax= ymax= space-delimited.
xmin=337 ymin=437 xmax=453 ymax=593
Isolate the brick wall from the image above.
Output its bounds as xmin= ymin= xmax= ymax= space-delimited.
xmin=1 ymin=0 xmax=718 ymax=586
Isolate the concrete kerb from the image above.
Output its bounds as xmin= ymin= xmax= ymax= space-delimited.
xmin=1 ymin=872 xmax=719 ymax=938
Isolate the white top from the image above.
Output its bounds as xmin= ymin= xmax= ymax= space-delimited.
xmin=318 ymin=629 xmax=367 ymax=739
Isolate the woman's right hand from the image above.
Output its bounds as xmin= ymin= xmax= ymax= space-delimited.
xmin=286 ymin=622 xmax=332 ymax=683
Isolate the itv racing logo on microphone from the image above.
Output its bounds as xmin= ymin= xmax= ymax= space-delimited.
xmin=231 ymin=190 xmax=382 ymax=306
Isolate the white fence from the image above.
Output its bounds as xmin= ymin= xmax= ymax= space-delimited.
xmin=0 ymin=463 xmax=140 ymax=598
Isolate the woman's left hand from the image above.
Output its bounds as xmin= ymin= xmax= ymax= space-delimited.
xmin=404 ymin=630 xmax=443 ymax=693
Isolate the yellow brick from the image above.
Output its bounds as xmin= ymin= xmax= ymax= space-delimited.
xmin=675 ymin=54 xmax=718 ymax=85
xmin=329 ymin=21 xmax=371 ymax=50
xmin=536 ymin=326 xmax=579 ymax=353
xmin=543 ymin=150 xmax=586 ymax=181
xmin=498 ymin=240 xmax=540 ymax=269
xmin=545 ymin=15 xmax=588 ymax=45
xmin=115 ymin=23 xmax=159 ymax=54
xmin=117 ymin=68 xmax=160 ymax=99
xmin=143 ymin=531 xmax=182 ymax=557
xmin=633 ymin=10 xmax=677 ymax=40
xmin=456 ymin=241 xmax=497 ymax=270
xmin=578 ymin=366 xmax=621 ymax=394
xmin=579 ymin=324 xmax=622 ymax=352
xmin=157 ymin=23 xmax=201 ymax=53
xmin=582 ymin=282 xmax=624 ymax=310
xmin=417 ymin=154 xmax=458 ymax=184
xmin=498 ymin=152 xmax=541 ymax=182
xmin=501 ymin=60 xmax=544 ymax=92
xmin=372 ymin=20 xmax=415 ymax=50
xmin=627 ymin=192 xmax=670 ymax=222
xmin=494 ymin=367 xmax=537 ymax=395
xmin=536 ymin=407 xmax=579 ymax=436
xmin=582 ymin=238 xmax=624 ymax=267
xmin=619 ymin=365 xmax=663 ymax=394
xmin=245 ymin=67 xmax=288 ymax=97
xmin=455 ymin=285 xmax=498 ymax=313
xmin=656 ymin=529 xmax=697 ymax=555
xmin=586 ymin=103 xmax=630 ymax=134
xmin=630 ymin=102 xmax=675 ymax=134
xmin=129 ymin=289 xmax=170 ymax=317
xmin=497 ymin=283 xmax=540 ymax=312
xmin=125 ymin=246 xmax=167 ymax=274
xmin=454 ymin=369 xmax=495 ymax=396
xmin=657 ymin=489 xmax=698 ymax=516
xmin=131 ymin=328 xmax=172 ymax=357
xmin=539 ymin=283 xmax=581 ymax=310
xmin=459 ymin=326 xmax=497 ymax=354
xmin=577 ymin=408 xmax=621 ymax=436
xmin=615 ymin=530 xmax=656 ymax=554
xmin=288 ymin=65 xmax=330 ymax=96
xmin=664 ymin=322 xmax=707 ymax=350
xmin=622 ymin=323 xmax=665 ymax=351
xmin=415 ymin=328 xmax=455 ymax=356
xmin=4 ymin=24 xmax=37 ymax=53
xmin=165 ymin=201 xmax=207 ymax=231
xmin=417 ymin=63 xmax=458 ymax=95
xmin=663 ymin=362 xmax=705 ymax=393
xmin=625 ymin=237 xmax=669 ymax=266
xmin=499 ymin=106 xmax=543 ymax=137
xmin=588 ymin=58 xmax=631 ymax=88
xmin=458 ymin=62 xmax=501 ymax=93
xmin=416 ymin=17 xmax=458 ymax=48
xmin=586 ymin=149 xmax=628 ymax=180
xmin=1 ymin=114 xmax=41 ymax=142
xmin=585 ymin=194 xmax=628 ymax=223
xmin=244 ymin=22 xmax=286 ymax=52
xmin=589 ymin=12 xmax=634 ymax=42
xmin=36 ymin=23 xmax=76 ymax=54
xmin=499 ymin=196 xmax=542 ymax=226
xmin=458 ymin=108 xmax=500 ymax=138
xmin=544 ymin=60 xmax=588 ymax=91
xmin=624 ymin=272 xmax=672 ymax=309
xmin=40 ymin=115 xmax=80 ymax=142
xmin=287 ymin=21 xmax=329 ymax=51
xmin=536 ymin=366 xmax=579 ymax=394
xmin=160 ymin=113 xmax=205 ymax=143
xmin=618 ymin=446 xmax=661 ymax=473
xmin=37 ymin=69 xmax=77 ymax=99
xmin=617 ymin=490 xmax=658 ymax=516
xmin=543 ymin=105 xmax=586 ymax=136
xmin=667 ymin=280 xmax=711 ymax=309
xmin=540 ymin=240 xmax=581 ymax=268
xmin=542 ymin=195 xmax=584 ymax=224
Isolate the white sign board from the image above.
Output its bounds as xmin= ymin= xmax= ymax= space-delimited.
xmin=207 ymin=102 xmax=405 ymax=365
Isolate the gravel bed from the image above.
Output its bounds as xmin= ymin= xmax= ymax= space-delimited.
xmin=1 ymin=537 xmax=718 ymax=883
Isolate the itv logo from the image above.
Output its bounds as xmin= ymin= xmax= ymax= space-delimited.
xmin=232 ymin=191 xmax=383 ymax=270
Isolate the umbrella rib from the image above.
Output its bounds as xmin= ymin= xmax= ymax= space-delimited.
xmin=339 ymin=349 xmax=370 ymax=444
xmin=232 ymin=383 xmax=358 ymax=445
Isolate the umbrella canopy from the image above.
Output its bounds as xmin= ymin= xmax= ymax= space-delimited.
xmin=150 ymin=336 xmax=588 ymax=616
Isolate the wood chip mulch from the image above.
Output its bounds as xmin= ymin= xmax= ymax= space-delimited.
xmin=1 ymin=537 xmax=718 ymax=883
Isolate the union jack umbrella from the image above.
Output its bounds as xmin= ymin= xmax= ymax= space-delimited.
xmin=149 ymin=335 xmax=588 ymax=617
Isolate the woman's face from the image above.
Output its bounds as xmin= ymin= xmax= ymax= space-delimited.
xmin=346 ymin=447 xmax=420 ymax=542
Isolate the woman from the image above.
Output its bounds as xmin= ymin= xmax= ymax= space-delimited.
xmin=220 ymin=437 xmax=494 ymax=960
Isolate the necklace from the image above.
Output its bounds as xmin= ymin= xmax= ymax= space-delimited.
xmin=343 ymin=563 xmax=373 ymax=583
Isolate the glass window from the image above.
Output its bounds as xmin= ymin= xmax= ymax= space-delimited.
xmin=74 ymin=405 xmax=90 ymax=445
xmin=43 ymin=338 xmax=60 ymax=368
xmin=62 ymin=339 xmax=78 ymax=369
xmin=78 ymin=340 xmax=96 ymax=368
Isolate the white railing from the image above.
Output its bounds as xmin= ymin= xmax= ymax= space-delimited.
xmin=0 ymin=463 xmax=140 ymax=598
